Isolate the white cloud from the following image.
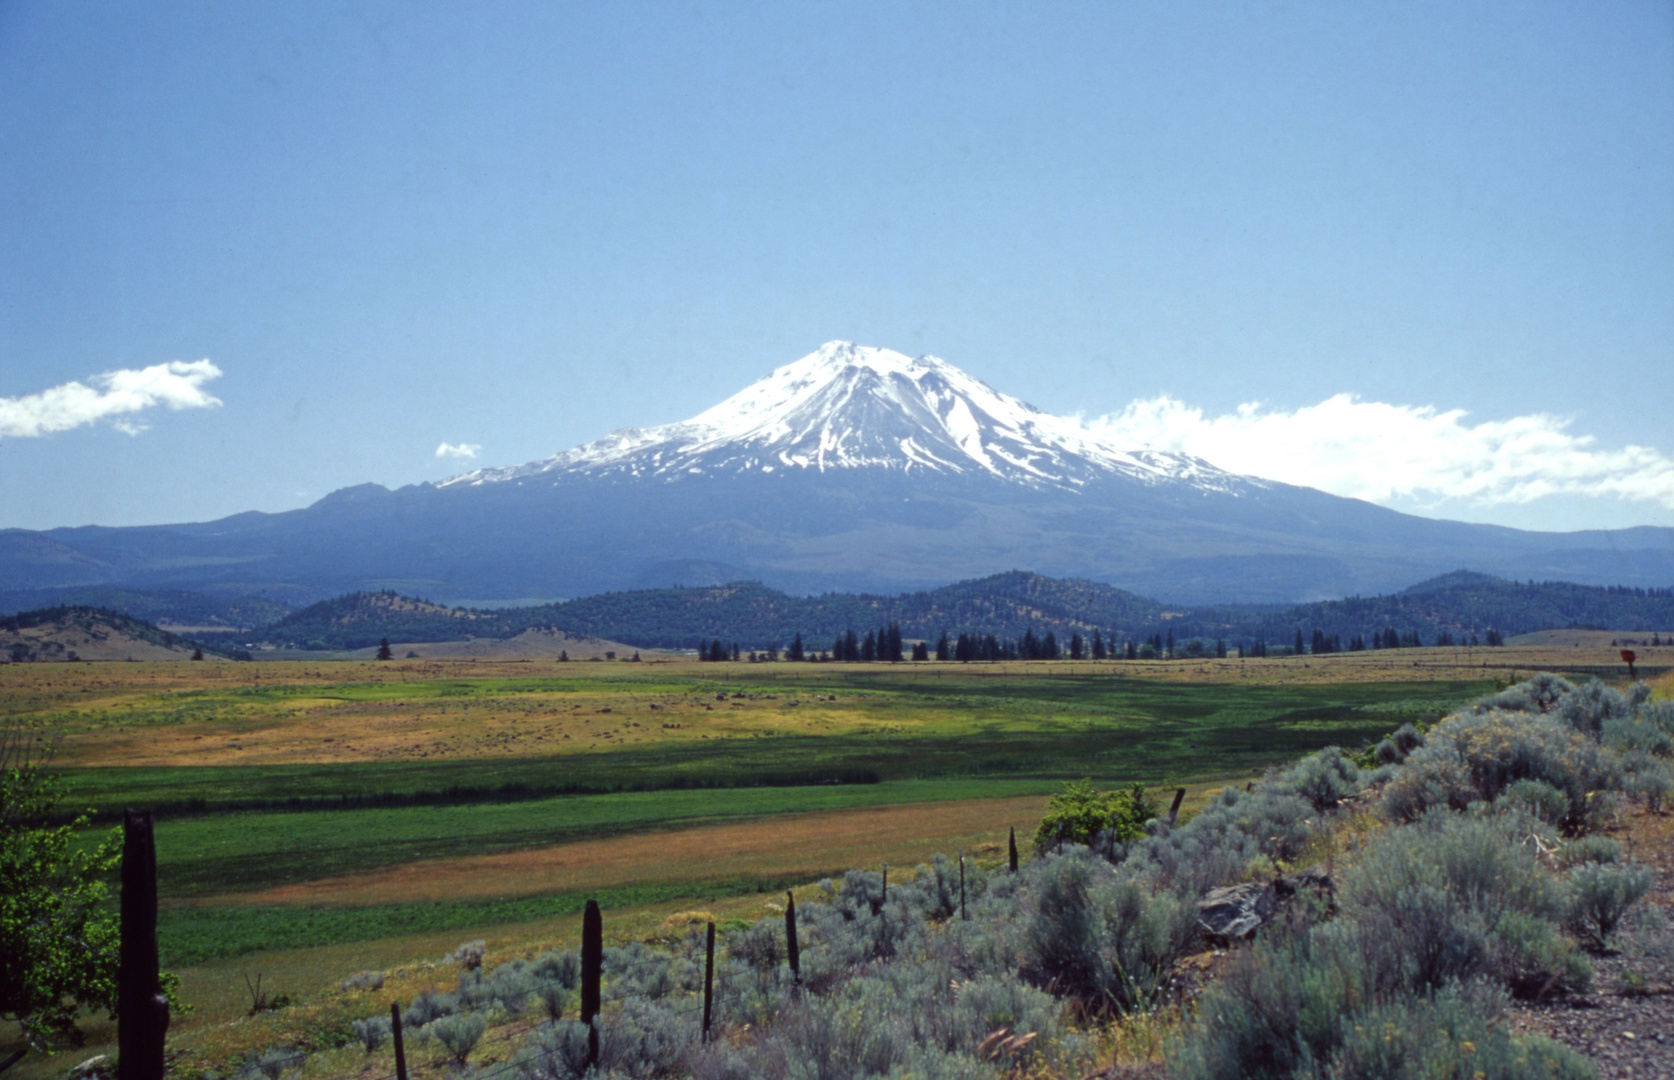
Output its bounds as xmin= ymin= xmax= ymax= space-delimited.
xmin=435 ymin=442 xmax=482 ymax=459
xmin=1086 ymin=394 xmax=1674 ymax=510
xmin=0 ymin=359 xmax=223 ymax=439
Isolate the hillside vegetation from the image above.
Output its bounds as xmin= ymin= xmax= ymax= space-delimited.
xmin=223 ymin=570 xmax=1674 ymax=653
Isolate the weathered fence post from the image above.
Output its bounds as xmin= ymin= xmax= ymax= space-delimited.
xmin=390 ymin=1002 xmax=408 ymax=1080
xmin=702 ymin=921 xmax=716 ymax=1042
xmin=582 ymin=899 xmax=603 ymax=1070
xmin=1167 ymin=787 xmax=1187 ymax=827
xmin=118 ymin=810 xmax=167 ymax=1080
xmin=881 ymin=864 xmax=887 ymax=904
xmin=958 ymin=850 xmax=966 ymax=920
xmin=785 ymin=890 xmax=801 ymax=988
xmin=1008 ymin=826 xmax=1018 ymax=873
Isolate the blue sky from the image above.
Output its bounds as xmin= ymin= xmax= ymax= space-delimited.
xmin=2 ymin=1 xmax=1671 ymax=533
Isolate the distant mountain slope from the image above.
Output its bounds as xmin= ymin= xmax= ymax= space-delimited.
xmin=0 ymin=606 xmax=244 ymax=662
xmin=1169 ymin=572 xmax=1674 ymax=646
xmin=0 ymin=587 xmax=291 ymax=630
xmin=545 ymin=571 xmax=1167 ymax=650
xmin=228 ymin=570 xmax=1674 ymax=654
xmin=4 ymin=342 xmax=1672 ymax=604
xmin=250 ymin=592 xmax=524 ymax=651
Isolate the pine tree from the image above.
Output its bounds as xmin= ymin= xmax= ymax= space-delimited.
xmin=1068 ymin=632 xmax=1083 ymax=660
xmin=1043 ymin=631 xmax=1059 ymax=659
xmin=376 ymin=637 xmax=393 ymax=661
xmin=1165 ymin=628 xmax=1175 ymax=659
xmin=788 ymin=633 xmax=805 ymax=662
xmin=1091 ymin=630 xmax=1106 ymax=660
xmin=1125 ymin=640 xmax=1137 ymax=660
xmin=936 ymin=632 xmax=951 ymax=661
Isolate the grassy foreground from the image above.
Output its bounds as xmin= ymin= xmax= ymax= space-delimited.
xmin=10 ymin=649 xmax=1626 ymax=1075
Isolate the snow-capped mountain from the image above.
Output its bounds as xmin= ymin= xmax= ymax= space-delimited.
xmin=8 ymin=341 xmax=1673 ymax=608
xmin=442 ymin=341 xmax=1249 ymax=493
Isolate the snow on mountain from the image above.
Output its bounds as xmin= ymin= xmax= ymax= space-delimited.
xmin=441 ymin=341 xmax=1256 ymax=493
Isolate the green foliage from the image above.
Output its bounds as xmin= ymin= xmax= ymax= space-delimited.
xmin=1 ymin=731 xmax=121 ymax=1051
xmin=1031 ymin=780 xmax=1156 ymax=855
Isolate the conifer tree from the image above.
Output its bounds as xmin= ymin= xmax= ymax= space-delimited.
xmin=376 ymin=637 xmax=393 ymax=661
xmin=1091 ymin=630 xmax=1105 ymax=660
xmin=788 ymin=633 xmax=805 ymax=662
xmin=935 ymin=631 xmax=950 ymax=661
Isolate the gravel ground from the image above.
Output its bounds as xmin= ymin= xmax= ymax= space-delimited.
xmin=1508 ymin=805 xmax=1674 ymax=1080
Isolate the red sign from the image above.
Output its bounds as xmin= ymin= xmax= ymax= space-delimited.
xmin=1621 ymin=650 xmax=1637 ymax=665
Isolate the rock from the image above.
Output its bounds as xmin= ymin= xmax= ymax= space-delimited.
xmin=1198 ymin=882 xmax=1277 ymax=941
xmin=70 ymin=1056 xmax=110 ymax=1080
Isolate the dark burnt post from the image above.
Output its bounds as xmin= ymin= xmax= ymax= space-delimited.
xmin=1167 ymin=787 xmax=1187 ymax=827
xmin=701 ymin=921 xmax=716 ymax=1042
xmin=1008 ymin=826 xmax=1018 ymax=873
xmin=390 ymin=1003 xmax=408 ymax=1080
xmin=581 ymin=900 xmax=603 ymax=1069
xmin=118 ymin=810 xmax=168 ymax=1080
xmin=785 ymin=891 xmax=801 ymax=988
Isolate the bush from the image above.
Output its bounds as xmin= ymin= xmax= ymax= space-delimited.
xmin=1135 ymin=783 xmax=1317 ymax=893
xmin=515 ymin=1020 xmax=594 ymax=1080
xmin=1338 ymin=811 xmax=1583 ymax=997
xmin=402 ymin=988 xmax=458 ymax=1029
xmin=1560 ymin=835 xmax=1621 ymax=866
xmin=1020 ymin=849 xmax=1197 ymax=1013
xmin=1326 ymin=986 xmax=1596 ymax=1080
xmin=1281 ymin=745 xmax=1361 ymax=811
xmin=1382 ymin=708 xmax=1618 ymax=830
xmin=430 ymin=1012 xmax=487 ymax=1063
xmin=339 ymin=970 xmax=384 ymax=992
xmin=452 ymin=939 xmax=487 ymax=971
xmin=351 ymin=1015 xmax=390 ymax=1051
xmin=1567 ymin=861 xmax=1654 ymax=948
xmin=1033 ymin=780 xmax=1155 ymax=854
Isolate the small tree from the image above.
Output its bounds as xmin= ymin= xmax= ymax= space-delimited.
xmin=376 ymin=637 xmax=393 ymax=661
xmin=2 ymin=729 xmax=121 ymax=1052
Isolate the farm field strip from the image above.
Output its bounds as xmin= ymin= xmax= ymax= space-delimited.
xmin=137 ymin=778 xmax=1066 ymax=898
xmin=196 ymin=792 xmax=1055 ymax=908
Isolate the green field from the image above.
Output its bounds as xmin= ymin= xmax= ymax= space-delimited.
xmin=4 ymin=655 xmax=1514 ymax=1072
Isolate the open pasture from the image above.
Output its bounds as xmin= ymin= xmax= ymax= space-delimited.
xmin=4 ymin=647 xmax=1646 ymax=1073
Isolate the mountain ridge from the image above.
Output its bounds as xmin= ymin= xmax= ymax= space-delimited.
xmin=3 ymin=341 xmax=1672 ymax=603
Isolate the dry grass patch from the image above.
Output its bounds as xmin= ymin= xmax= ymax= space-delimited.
xmin=202 ymin=793 xmax=1052 ymax=907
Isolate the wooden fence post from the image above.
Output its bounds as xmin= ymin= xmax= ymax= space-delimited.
xmin=958 ymin=850 xmax=967 ymax=920
xmin=582 ymin=899 xmax=603 ymax=1070
xmin=390 ymin=1002 xmax=408 ymax=1080
xmin=1167 ymin=787 xmax=1187 ymax=827
xmin=118 ymin=810 xmax=167 ymax=1080
xmin=881 ymin=864 xmax=887 ymax=904
xmin=1008 ymin=826 xmax=1018 ymax=873
xmin=785 ymin=891 xmax=801 ymax=987
xmin=702 ymin=921 xmax=716 ymax=1042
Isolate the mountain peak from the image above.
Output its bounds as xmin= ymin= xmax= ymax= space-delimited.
xmin=442 ymin=342 xmax=1252 ymax=493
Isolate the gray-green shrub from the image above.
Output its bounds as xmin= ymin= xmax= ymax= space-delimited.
xmin=429 ymin=1012 xmax=486 ymax=1063
xmin=1567 ymin=861 xmax=1654 ymax=948
xmin=351 ymin=1015 xmax=390 ymax=1052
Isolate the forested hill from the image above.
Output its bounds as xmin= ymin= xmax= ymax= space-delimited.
xmin=1170 ymin=571 xmax=1674 ymax=646
xmin=1 ymin=606 xmax=248 ymax=661
xmin=546 ymin=571 xmax=1167 ymax=651
xmin=135 ymin=570 xmax=1674 ymax=653
xmin=248 ymin=592 xmax=528 ymax=651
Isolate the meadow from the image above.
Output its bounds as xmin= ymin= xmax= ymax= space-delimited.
xmin=2 ymin=645 xmax=1647 ymax=1073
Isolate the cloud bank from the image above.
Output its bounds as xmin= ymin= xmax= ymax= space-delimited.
xmin=435 ymin=442 xmax=481 ymax=459
xmin=1087 ymin=394 xmax=1674 ymax=510
xmin=0 ymin=360 xmax=223 ymax=439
